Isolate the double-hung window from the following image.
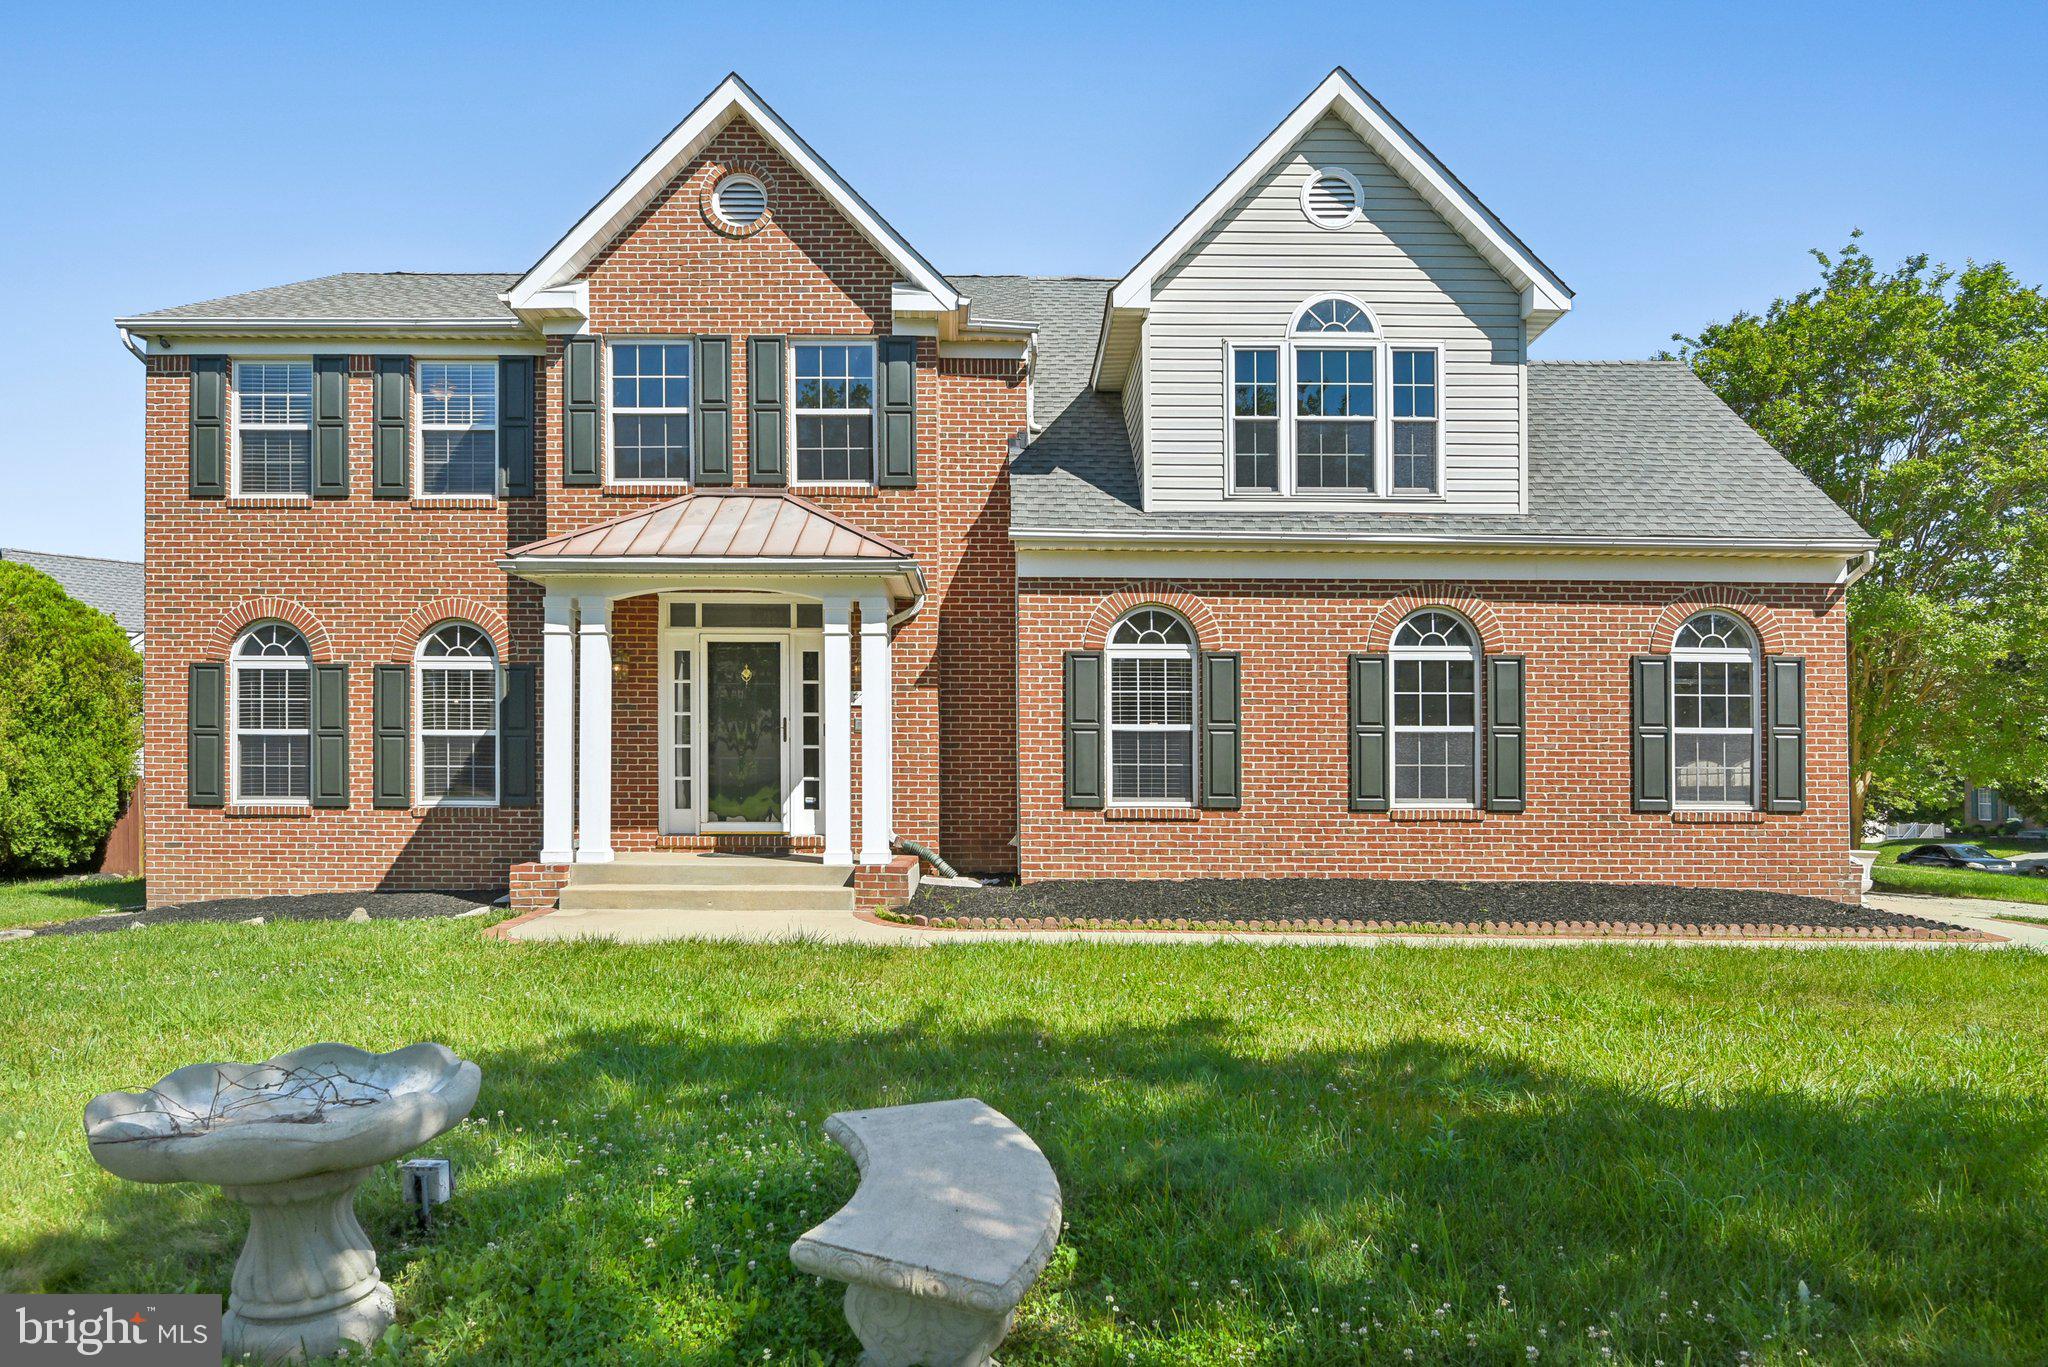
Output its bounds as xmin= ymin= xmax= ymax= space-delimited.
xmin=1671 ymin=612 xmax=1757 ymax=807
xmin=793 ymin=343 xmax=875 ymax=484
xmin=418 ymin=362 xmax=498 ymax=496
xmin=1230 ymin=347 xmax=1280 ymax=492
xmin=231 ymin=623 xmax=311 ymax=803
xmin=1390 ymin=348 xmax=1440 ymax=495
xmin=1390 ymin=611 xmax=1479 ymax=805
xmin=1105 ymin=608 xmax=1197 ymax=805
xmin=1292 ymin=297 xmax=1378 ymax=493
xmin=415 ymin=622 xmax=498 ymax=805
xmin=235 ymin=361 xmax=313 ymax=495
xmin=610 ymin=342 xmax=692 ymax=482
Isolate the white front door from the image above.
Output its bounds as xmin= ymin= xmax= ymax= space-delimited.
xmin=659 ymin=600 xmax=823 ymax=837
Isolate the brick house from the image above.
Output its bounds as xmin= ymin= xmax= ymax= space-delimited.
xmin=121 ymin=71 xmax=1874 ymax=911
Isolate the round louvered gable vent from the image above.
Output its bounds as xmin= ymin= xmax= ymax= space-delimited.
xmin=712 ymin=173 xmax=768 ymax=229
xmin=1301 ymin=167 xmax=1362 ymax=229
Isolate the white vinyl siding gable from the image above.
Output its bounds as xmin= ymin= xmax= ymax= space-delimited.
xmin=1120 ymin=349 xmax=1145 ymax=479
xmin=1144 ymin=114 xmax=1525 ymax=514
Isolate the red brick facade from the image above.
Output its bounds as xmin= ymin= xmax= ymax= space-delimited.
xmin=1017 ymin=576 xmax=1860 ymax=902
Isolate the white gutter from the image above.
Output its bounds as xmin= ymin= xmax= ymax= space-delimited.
xmin=1008 ymin=528 xmax=1879 ymax=556
xmin=115 ymin=317 xmax=530 ymax=336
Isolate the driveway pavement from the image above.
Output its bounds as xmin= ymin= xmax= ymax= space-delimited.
xmin=1866 ymin=891 xmax=2048 ymax=948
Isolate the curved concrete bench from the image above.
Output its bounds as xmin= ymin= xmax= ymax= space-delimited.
xmin=790 ymin=1098 xmax=1062 ymax=1366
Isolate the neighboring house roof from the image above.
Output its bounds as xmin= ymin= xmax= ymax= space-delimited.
xmin=119 ymin=273 xmax=521 ymax=329
xmin=0 ymin=548 xmax=145 ymax=635
xmin=982 ymin=273 xmax=1872 ymax=551
xmin=507 ymin=73 xmax=958 ymax=316
xmin=505 ymin=489 xmax=913 ymax=562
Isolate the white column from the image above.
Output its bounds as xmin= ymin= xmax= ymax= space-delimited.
xmin=822 ymin=594 xmax=854 ymax=867
xmin=539 ymin=591 xmax=576 ymax=864
xmin=575 ymin=596 xmax=613 ymax=863
xmin=858 ymin=596 xmax=894 ymax=866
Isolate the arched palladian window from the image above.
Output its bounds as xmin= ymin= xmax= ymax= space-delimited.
xmin=416 ymin=622 xmax=499 ymax=805
xmin=1290 ymin=295 xmax=1378 ymax=492
xmin=1390 ymin=610 xmax=1479 ymax=805
xmin=1671 ymin=611 xmax=1757 ymax=807
xmin=232 ymin=623 xmax=312 ymax=803
xmin=1106 ymin=608 xmax=1197 ymax=804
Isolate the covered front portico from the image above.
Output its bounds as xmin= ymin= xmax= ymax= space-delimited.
xmin=504 ymin=491 xmax=924 ymax=869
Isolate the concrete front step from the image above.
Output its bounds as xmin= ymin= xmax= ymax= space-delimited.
xmin=568 ymin=853 xmax=853 ymax=889
xmin=556 ymin=883 xmax=858 ymax=913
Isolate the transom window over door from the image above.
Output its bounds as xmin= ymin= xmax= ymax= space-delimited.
xmin=793 ymin=343 xmax=875 ymax=484
xmin=415 ymin=623 xmax=498 ymax=804
xmin=235 ymin=361 xmax=312 ymax=495
xmin=232 ymin=623 xmax=311 ymax=802
xmin=418 ymin=362 xmax=498 ymax=496
xmin=1671 ymin=612 xmax=1757 ymax=807
xmin=611 ymin=342 xmax=692 ymax=482
xmin=1292 ymin=296 xmax=1376 ymax=492
xmin=1106 ymin=608 xmax=1196 ymax=804
xmin=1391 ymin=611 xmax=1478 ymax=805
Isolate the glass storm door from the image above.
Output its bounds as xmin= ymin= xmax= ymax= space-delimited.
xmin=705 ymin=640 xmax=784 ymax=826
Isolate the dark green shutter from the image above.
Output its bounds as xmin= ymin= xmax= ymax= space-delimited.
xmin=694 ymin=336 xmax=732 ymax=485
xmin=563 ymin=336 xmax=601 ymax=486
xmin=1063 ymin=651 xmax=1104 ymax=809
xmin=747 ymin=336 xmax=786 ymax=486
xmin=498 ymin=356 xmax=534 ymax=497
xmin=1766 ymin=655 xmax=1807 ymax=813
xmin=372 ymin=356 xmax=411 ymax=497
xmin=189 ymin=357 xmax=227 ymax=497
xmin=1631 ymin=655 xmax=1672 ymax=813
xmin=373 ymin=664 xmax=410 ymax=809
xmin=1200 ymin=652 xmax=1242 ymax=809
xmin=312 ymin=355 xmax=349 ymax=497
xmin=501 ymin=664 xmax=536 ymax=807
xmin=877 ymin=336 xmax=917 ymax=488
xmin=310 ymin=663 xmax=348 ymax=808
xmin=1348 ymin=654 xmax=1389 ymax=811
xmin=187 ymin=662 xmax=225 ymax=806
xmin=1485 ymin=655 xmax=1526 ymax=813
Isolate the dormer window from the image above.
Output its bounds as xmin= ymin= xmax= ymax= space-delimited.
xmin=1226 ymin=295 xmax=1444 ymax=500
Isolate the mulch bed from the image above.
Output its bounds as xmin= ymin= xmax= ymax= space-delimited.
xmin=894 ymin=878 xmax=1992 ymax=941
xmin=14 ymin=890 xmax=502 ymax=938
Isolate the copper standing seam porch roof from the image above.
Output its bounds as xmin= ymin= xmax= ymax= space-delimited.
xmin=505 ymin=489 xmax=915 ymax=561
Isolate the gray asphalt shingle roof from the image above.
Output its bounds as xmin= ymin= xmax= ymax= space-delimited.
xmin=122 ymin=273 xmax=520 ymax=324
xmin=959 ymin=274 xmax=1870 ymax=548
xmin=1 ymin=549 xmax=144 ymax=635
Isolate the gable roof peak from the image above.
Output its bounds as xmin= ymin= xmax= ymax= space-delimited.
xmin=506 ymin=73 xmax=958 ymax=317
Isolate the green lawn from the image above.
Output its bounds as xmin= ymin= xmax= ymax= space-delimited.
xmin=5 ymin=925 xmax=2046 ymax=1364
xmin=1865 ymin=838 xmax=2048 ymax=905
xmin=0 ymin=874 xmax=143 ymax=930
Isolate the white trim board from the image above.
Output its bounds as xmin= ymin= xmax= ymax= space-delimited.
xmin=506 ymin=74 xmax=959 ymax=316
xmin=1017 ymin=547 xmax=1865 ymax=585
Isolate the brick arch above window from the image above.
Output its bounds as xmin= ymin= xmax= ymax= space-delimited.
xmin=1646 ymin=587 xmax=1781 ymax=655
xmin=1081 ymin=586 xmax=1221 ymax=650
xmin=395 ymin=598 xmax=511 ymax=658
xmin=1362 ymin=592 xmax=1505 ymax=652
xmin=207 ymin=599 xmax=334 ymax=661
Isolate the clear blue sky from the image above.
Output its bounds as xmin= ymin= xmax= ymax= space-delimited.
xmin=3 ymin=1 xmax=2042 ymax=560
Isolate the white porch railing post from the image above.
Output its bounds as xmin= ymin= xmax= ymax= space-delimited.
xmin=858 ymin=595 xmax=893 ymax=866
xmin=822 ymin=594 xmax=855 ymax=867
xmin=539 ymin=591 xmax=576 ymax=864
xmin=575 ymin=596 xmax=614 ymax=863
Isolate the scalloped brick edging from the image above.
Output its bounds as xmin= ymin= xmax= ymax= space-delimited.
xmin=869 ymin=911 xmax=1995 ymax=943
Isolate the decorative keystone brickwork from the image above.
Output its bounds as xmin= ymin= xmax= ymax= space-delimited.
xmin=1018 ymin=576 xmax=1861 ymax=903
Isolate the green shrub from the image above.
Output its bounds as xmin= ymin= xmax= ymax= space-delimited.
xmin=0 ymin=562 xmax=142 ymax=873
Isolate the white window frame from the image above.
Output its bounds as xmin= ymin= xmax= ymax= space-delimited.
xmin=1388 ymin=609 xmax=1481 ymax=809
xmin=231 ymin=359 xmax=314 ymax=498
xmin=605 ymin=338 xmax=694 ymax=486
xmin=1103 ymin=607 xmax=1198 ymax=808
xmin=414 ymin=359 xmax=499 ymax=500
xmin=1670 ymin=612 xmax=1760 ymax=812
xmin=789 ymin=338 xmax=878 ymax=489
xmin=229 ymin=622 xmax=312 ymax=806
xmin=413 ymin=622 xmax=500 ymax=808
xmin=1224 ymin=297 xmax=1449 ymax=503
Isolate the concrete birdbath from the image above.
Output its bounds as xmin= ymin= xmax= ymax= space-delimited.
xmin=84 ymin=1042 xmax=480 ymax=1362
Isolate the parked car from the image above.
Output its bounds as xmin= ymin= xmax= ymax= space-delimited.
xmin=1895 ymin=843 xmax=2026 ymax=875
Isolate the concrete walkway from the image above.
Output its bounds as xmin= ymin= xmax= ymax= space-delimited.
xmin=501 ymin=891 xmax=2045 ymax=950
